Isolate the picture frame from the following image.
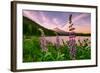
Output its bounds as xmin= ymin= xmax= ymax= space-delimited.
xmin=11 ymin=1 xmax=98 ymax=72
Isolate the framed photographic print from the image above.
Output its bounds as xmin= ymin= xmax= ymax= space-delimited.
xmin=11 ymin=1 xmax=98 ymax=72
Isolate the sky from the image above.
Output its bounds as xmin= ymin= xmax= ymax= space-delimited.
xmin=23 ymin=10 xmax=91 ymax=33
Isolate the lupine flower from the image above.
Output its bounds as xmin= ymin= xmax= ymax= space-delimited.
xmin=39 ymin=28 xmax=48 ymax=52
xmin=68 ymin=14 xmax=76 ymax=60
xmin=54 ymin=32 xmax=60 ymax=49
xmin=40 ymin=37 xmax=48 ymax=52
xmin=56 ymin=35 xmax=60 ymax=49
xmin=69 ymin=45 xmax=76 ymax=59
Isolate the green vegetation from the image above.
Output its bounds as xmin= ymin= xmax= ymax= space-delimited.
xmin=23 ymin=36 xmax=91 ymax=62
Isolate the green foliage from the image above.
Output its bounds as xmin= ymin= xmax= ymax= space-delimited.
xmin=23 ymin=36 xmax=42 ymax=62
xmin=23 ymin=36 xmax=91 ymax=62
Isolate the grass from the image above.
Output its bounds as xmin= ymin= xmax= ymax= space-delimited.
xmin=23 ymin=36 xmax=91 ymax=62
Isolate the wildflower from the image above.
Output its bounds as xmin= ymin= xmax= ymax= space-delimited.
xmin=39 ymin=28 xmax=48 ymax=52
xmin=68 ymin=14 xmax=76 ymax=60
xmin=56 ymin=34 xmax=60 ymax=49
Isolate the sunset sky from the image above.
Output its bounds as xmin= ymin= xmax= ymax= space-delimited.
xmin=23 ymin=10 xmax=91 ymax=33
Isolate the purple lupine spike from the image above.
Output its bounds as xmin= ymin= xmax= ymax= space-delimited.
xmin=68 ymin=14 xmax=76 ymax=60
xmin=39 ymin=28 xmax=48 ymax=52
xmin=56 ymin=34 xmax=60 ymax=49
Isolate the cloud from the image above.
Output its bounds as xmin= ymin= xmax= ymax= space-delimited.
xmin=52 ymin=18 xmax=59 ymax=25
xmin=23 ymin=11 xmax=52 ymax=28
xmin=23 ymin=10 xmax=43 ymax=24
xmin=62 ymin=13 xmax=90 ymax=33
xmin=23 ymin=10 xmax=90 ymax=33
xmin=73 ymin=14 xmax=89 ymax=23
xmin=23 ymin=10 xmax=62 ymax=29
xmin=39 ymin=12 xmax=58 ymax=29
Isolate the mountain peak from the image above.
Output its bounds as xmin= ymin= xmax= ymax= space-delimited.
xmin=53 ymin=27 xmax=66 ymax=33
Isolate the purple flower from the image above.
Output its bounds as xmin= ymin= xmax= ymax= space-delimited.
xmin=39 ymin=28 xmax=48 ymax=52
xmin=68 ymin=14 xmax=76 ymax=60
xmin=40 ymin=36 xmax=48 ymax=52
xmin=56 ymin=35 xmax=60 ymax=49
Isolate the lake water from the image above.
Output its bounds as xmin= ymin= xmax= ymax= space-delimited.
xmin=44 ymin=36 xmax=91 ymax=45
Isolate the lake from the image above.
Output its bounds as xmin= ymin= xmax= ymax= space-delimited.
xmin=44 ymin=36 xmax=91 ymax=45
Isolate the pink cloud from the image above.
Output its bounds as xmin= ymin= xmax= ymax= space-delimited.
xmin=23 ymin=10 xmax=61 ymax=29
xmin=23 ymin=11 xmax=42 ymax=23
xmin=23 ymin=11 xmax=90 ymax=33
xmin=73 ymin=14 xmax=89 ymax=23
xmin=62 ymin=14 xmax=90 ymax=33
